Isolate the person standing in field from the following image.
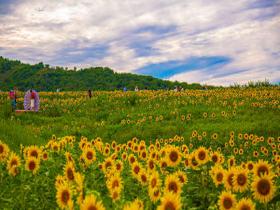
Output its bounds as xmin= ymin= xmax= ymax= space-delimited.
xmin=9 ymin=86 xmax=17 ymax=111
xmin=30 ymin=89 xmax=36 ymax=111
xmin=88 ymin=89 xmax=92 ymax=98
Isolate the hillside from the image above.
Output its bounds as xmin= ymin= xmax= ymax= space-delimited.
xmin=0 ymin=56 xmax=204 ymax=91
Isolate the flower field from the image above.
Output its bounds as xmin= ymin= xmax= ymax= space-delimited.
xmin=0 ymin=88 xmax=279 ymax=209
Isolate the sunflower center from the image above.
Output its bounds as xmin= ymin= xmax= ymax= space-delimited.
xmin=130 ymin=157 xmax=135 ymax=164
xmin=161 ymin=161 xmax=167 ymax=168
xmin=198 ymin=151 xmax=206 ymax=160
xmin=142 ymin=152 xmax=147 ymax=158
xmin=30 ymin=150 xmax=38 ymax=158
xmin=0 ymin=145 xmax=4 ymax=153
xmin=154 ymin=190 xmax=159 ymax=196
xmin=67 ymin=168 xmax=74 ymax=180
xmin=212 ymin=155 xmax=218 ymax=163
xmin=112 ymin=180 xmax=119 ymax=188
xmin=133 ymin=166 xmax=140 ymax=174
xmin=105 ymin=161 xmax=112 ymax=168
xmin=164 ymin=201 xmax=176 ymax=210
xmin=223 ymin=197 xmax=233 ymax=209
xmin=112 ymin=191 xmax=118 ymax=200
xmin=237 ymin=174 xmax=247 ymax=186
xmin=257 ymin=179 xmax=270 ymax=195
xmin=87 ymin=151 xmax=93 ymax=160
xmin=88 ymin=205 xmax=97 ymax=210
xmin=116 ymin=163 xmax=121 ymax=170
xmin=61 ymin=190 xmax=70 ymax=204
xmin=257 ymin=166 xmax=269 ymax=177
xmin=29 ymin=161 xmax=36 ymax=170
xmin=11 ymin=159 xmax=18 ymax=166
xmin=168 ymin=181 xmax=178 ymax=193
xmin=151 ymin=178 xmax=157 ymax=188
xmin=141 ymin=174 xmax=147 ymax=183
xmin=191 ymin=157 xmax=198 ymax=166
xmin=169 ymin=151 xmax=178 ymax=162
xmin=149 ymin=161 xmax=154 ymax=170
xmin=178 ymin=175 xmax=184 ymax=183
xmin=216 ymin=172 xmax=223 ymax=182
xmin=248 ymin=164 xmax=253 ymax=170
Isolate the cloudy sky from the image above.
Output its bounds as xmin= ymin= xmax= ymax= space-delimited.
xmin=0 ymin=0 xmax=280 ymax=85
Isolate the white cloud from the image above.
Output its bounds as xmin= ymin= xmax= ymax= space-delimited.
xmin=0 ymin=0 xmax=279 ymax=85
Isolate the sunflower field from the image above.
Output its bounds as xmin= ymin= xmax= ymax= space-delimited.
xmin=0 ymin=87 xmax=279 ymax=210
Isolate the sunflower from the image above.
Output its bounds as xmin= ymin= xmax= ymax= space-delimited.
xmin=175 ymin=170 xmax=187 ymax=185
xmin=246 ymin=161 xmax=254 ymax=171
xmin=195 ymin=147 xmax=209 ymax=165
xmin=164 ymin=174 xmax=182 ymax=195
xmin=138 ymin=170 xmax=148 ymax=185
xmin=251 ymin=174 xmax=276 ymax=203
xmin=56 ymin=185 xmax=72 ymax=209
xmin=254 ymin=160 xmax=272 ymax=177
xmin=235 ymin=198 xmax=255 ymax=210
xmin=64 ymin=162 xmax=75 ymax=181
xmin=7 ymin=152 xmax=21 ymax=171
xmin=83 ymin=147 xmax=96 ymax=166
xmin=147 ymin=158 xmax=156 ymax=171
xmin=157 ymin=192 xmax=181 ymax=210
xmin=80 ymin=194 xmax=105 ymax=210
xmin=224 ymin=168 xmax=235 ymax=190
xmin=128 ymin=154 xmax=136 ymax=165
xmin=139 ymin=150 xmax=148 ymax=160
xmin=166 ymin=146 xmax=181 ymax=167
xmin=25 ymin=156 xmax=40 ymax=174
xmin=211 ymin=151 xmax=220 ymax=164
xmin=110 ymin=188 xmax=121 ymax=202
xmin=42 ymin=151 xmax=48 ymax=161
xmin=210 ymin=165 xmax=225 ymax=187
xmin=148 ymin=187 xmax=161 ymax=203
xmin=115 ymin=160 xmax=123 ymax=172
xmin=189 ymin=153 xmax=199 ymax=169
xmin=233 ymin=168 xmax=249 ymax=192
xmin=218 ymin=191 xmax=236 ymax=210
xmin=149 ymin=170 xmax=161 ymax=190
xmin=131 ymin=161 xmax=141 ymax=178
xmin=0 ymin=141 xmax=10 ymax=162
xmin=107 ymin=174 xmax=123 ymax=191
xmin=27 ymin=145 xmax=41 ymax=159
xmin=227 ymin=157 xmax=235 ymax=167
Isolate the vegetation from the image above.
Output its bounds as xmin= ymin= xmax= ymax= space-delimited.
xmin=0 ymin=88 xmax=279 ymax=209
xmin=0 ymin=56 xmax=206 ymax=91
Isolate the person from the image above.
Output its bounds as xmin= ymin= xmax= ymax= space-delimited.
xmin=9 ymin=87 xmax=17 ymax=111
xmin=123 ymin=87 xmax=127 ymax=92
xmin=135 ymin=86 xmax=139 ymax=92
xmin=88 ymin=89 xmax=92 ymax=98
xmin=30 ymin=89 xmax=36 ymax=111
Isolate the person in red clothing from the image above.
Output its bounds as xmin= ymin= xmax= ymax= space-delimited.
xmin=30 ymin=89 xmax=36 ymax=111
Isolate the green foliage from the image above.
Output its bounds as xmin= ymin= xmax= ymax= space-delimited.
xmin=0 ymin=56 xmax=208 ymax=91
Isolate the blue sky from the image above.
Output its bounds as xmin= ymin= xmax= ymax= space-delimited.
xmin=0 ymin=0 xmax=279 ymax=85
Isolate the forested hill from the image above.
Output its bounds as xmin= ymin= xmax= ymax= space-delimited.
xmin=0 ymin=56 xmax=204 ymax=91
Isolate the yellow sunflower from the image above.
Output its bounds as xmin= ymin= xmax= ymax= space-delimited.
xmin=218 ymin=191 xmax=236 ymax=210
xmin=164 ymin=174 xmax=182 ymax=195
xmin=64 ymin=162 xmax=75 ymax=181
xmin=56 ymin=185 xmax=72 ymax=209
xmin=7 ymin=152 xmax=21 ymax=171
xmin=107 ymin=174 xmax=123 ymax=191
xmin=166 ymin=146 xmax=181 ymax=167
xmin=251 ymin=174 xmax=276 ymax=203
xmin=233 ymin=168 xmax=249 ymax=192
xmin=175 ymin=170 xmax=188 ymax=185
xmin=82 ymin=147 xmax=96 ymax=166
xmin=148 ymin=187 xmax=161 ymax=203
xmin=123 ymin=198 xmax=144 ymax=210
xmin=210 ymin=165 xmax=225 ymax=187
xmin=0 ymin=141 xmax=10 ymax=162
xmin=253 ymin=159 xmax=272 ymax=177
xmin=25 ymin=156 xmax=40 ymax=174
xmin=195 ymin=147 xmax=209 ymax=165
xmin=157 ymin=192 xmax=181 ymax=210
xmin=235 ymin=198 xmax=255 ymax=210
xmin=27 ymin=145 xmax=41 ymax=159
xmin=224 ymin=168 xmax=236 ymax=190
xmin=80 ymin=194 xmax=105 ymax=210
